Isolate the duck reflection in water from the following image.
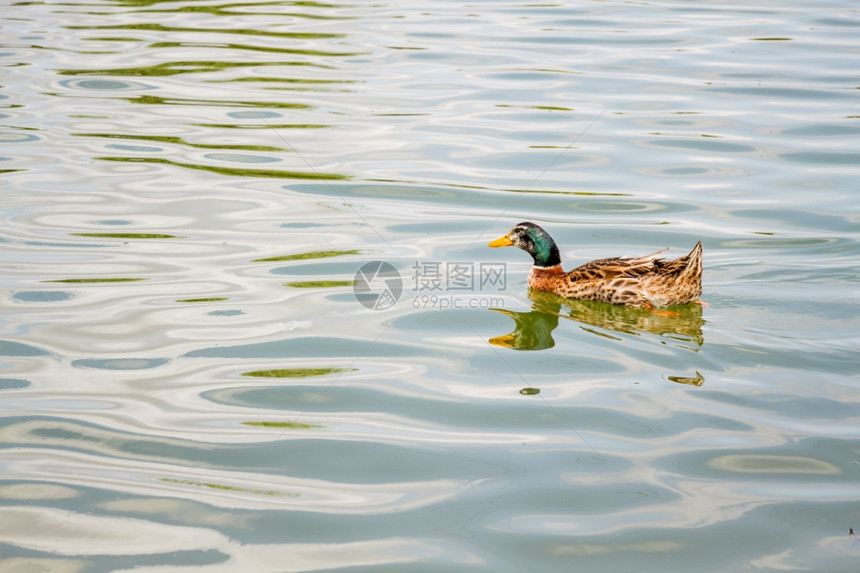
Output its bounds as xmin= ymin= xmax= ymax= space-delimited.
xmin=489 ymin=289 xmax=704 ymax=352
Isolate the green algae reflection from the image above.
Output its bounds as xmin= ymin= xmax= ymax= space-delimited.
xmin=242 ymin=421 xmax=324 ymax=430
xmin=112 ymin=94 xmax=311 ymax=110
xmin=75 ymin=133 xmax=285 ymax=152
xmin=59 ymin=59 xmax=344 ymax=78
xmin=254 ymin=249 xmax=363 ymax=263
xmin=96 ymin=156 xmax=348 ymax=181
xmin=158 ymin=478 xmax=294 ymax=497
xmin=150 ymin=42 xmax=361 ymax=58
xmin=242 ymin=367 xmax=355 ymax=378
xmin=71 ymin=232 xmax=179 ymax=239
xmin=194 ymin=122 xmax=329 ymax=130
xmin=43 ymin=278 xmax=146 ymax=284
xmin=64 ymin=23 xmax=344 ymax=41
xmin=283 ymin=280 xmax=355 ymax=288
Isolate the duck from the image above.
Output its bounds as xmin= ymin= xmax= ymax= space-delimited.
xmin=488 ymin=222 xmax=702 ymax=308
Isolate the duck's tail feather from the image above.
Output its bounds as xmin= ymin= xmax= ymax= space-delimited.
xmin=683 ymin=241 xmax=703 ymax=279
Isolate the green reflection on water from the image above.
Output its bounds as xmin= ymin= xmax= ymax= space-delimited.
xmin=490 ymin=305 xmax=559 ymax=351
xmin=283 ymin=280 xmax=356 ymax=288
xmin=75 ymin=133 xmax=285 ymax=152
xmin=221 ymin=77 xmax=352 ymax=85
xmin=254 ymin=249 xmax=363 ymax=263
xmin=194 ymin=122 xmax=329 ymax=130
xmin=83 ymin=37 xmax=142 ymax=42
xmin=502 ymin=187 xmax=631 ymax=196
xmin=95 ymin=156 xmax=348 ymax=181
xmin=71 ymin=232 xmax=179 ymax=239
xmin=101 ymin=0 xmax=350 ymax=17
xmin=490 ymin=290 xmax=704 ymax=351
xmin=141 ymin=6 xmax=351 ymax=20
xmin=649 ymin=132 xmax=721 ymax=138
xmin=497 ymin=104 xmax=575 ymax=112
xmin=65 ymin=23 xmax=344 ymax=41
xmin=150 ymin=42 xmax=360 ymax=58
xmin=158 ymin=478 xmax=293 ymax=497
xmin=59 ymin=60 xmax=329 ymax=77
xmin=242 ymin=421 xmax=324 ymax=429
xmin=120 ymin=94 xmax=311 ymax=110
xmin=43 ymin=278 xmax=146 ymax=283
xmin=177 ymin=297 xmax=229 ymax=303
xmin=242 ymin=367 xmax=355 ymax=378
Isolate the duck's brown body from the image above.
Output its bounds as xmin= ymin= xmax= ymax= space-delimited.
xmin=489 ymin=222 xmax=703 ymax=308
xmin=527 ymin=243 xmax=702 ymax=307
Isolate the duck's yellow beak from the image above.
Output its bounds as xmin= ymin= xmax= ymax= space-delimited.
xmin=488 ymin=234 xmax=514 ymax=248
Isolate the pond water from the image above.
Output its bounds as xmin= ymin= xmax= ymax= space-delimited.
xmin=2 ymin=0 xmax=859 ymax=571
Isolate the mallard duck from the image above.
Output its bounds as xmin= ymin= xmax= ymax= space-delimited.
xmin=488 ymin=222 xmax=702 ymax=308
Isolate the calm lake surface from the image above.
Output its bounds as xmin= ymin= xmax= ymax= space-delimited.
xmin=2 ymin=0 xmax=859 ymax=571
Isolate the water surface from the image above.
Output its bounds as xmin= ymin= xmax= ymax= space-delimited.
xmin=2 ymin=0 xmax=859 ymax=571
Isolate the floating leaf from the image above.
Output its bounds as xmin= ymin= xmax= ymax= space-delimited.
xmin=667 ymin=371 xmax=704 ymax=386
xmin=519 ymin=387 xmax=541 ymax=396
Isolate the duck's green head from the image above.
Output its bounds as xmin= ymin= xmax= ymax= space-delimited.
xmin=488 ymin=222 xmax=561 ymax=267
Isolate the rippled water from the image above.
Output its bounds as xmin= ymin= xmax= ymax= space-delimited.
xmin=2 ymin=0 xmax=860 ymax=570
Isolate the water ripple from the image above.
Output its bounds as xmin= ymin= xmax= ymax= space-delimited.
xmin=2 ymin=0 xmax=859 ymax=570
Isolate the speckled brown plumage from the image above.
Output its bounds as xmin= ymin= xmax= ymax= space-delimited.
xmin=489 ymin=222 xmax=702 ymax=308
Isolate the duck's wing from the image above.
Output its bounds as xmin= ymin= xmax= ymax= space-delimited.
xmin=567 ymin=248 xmax=670 ymax=281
